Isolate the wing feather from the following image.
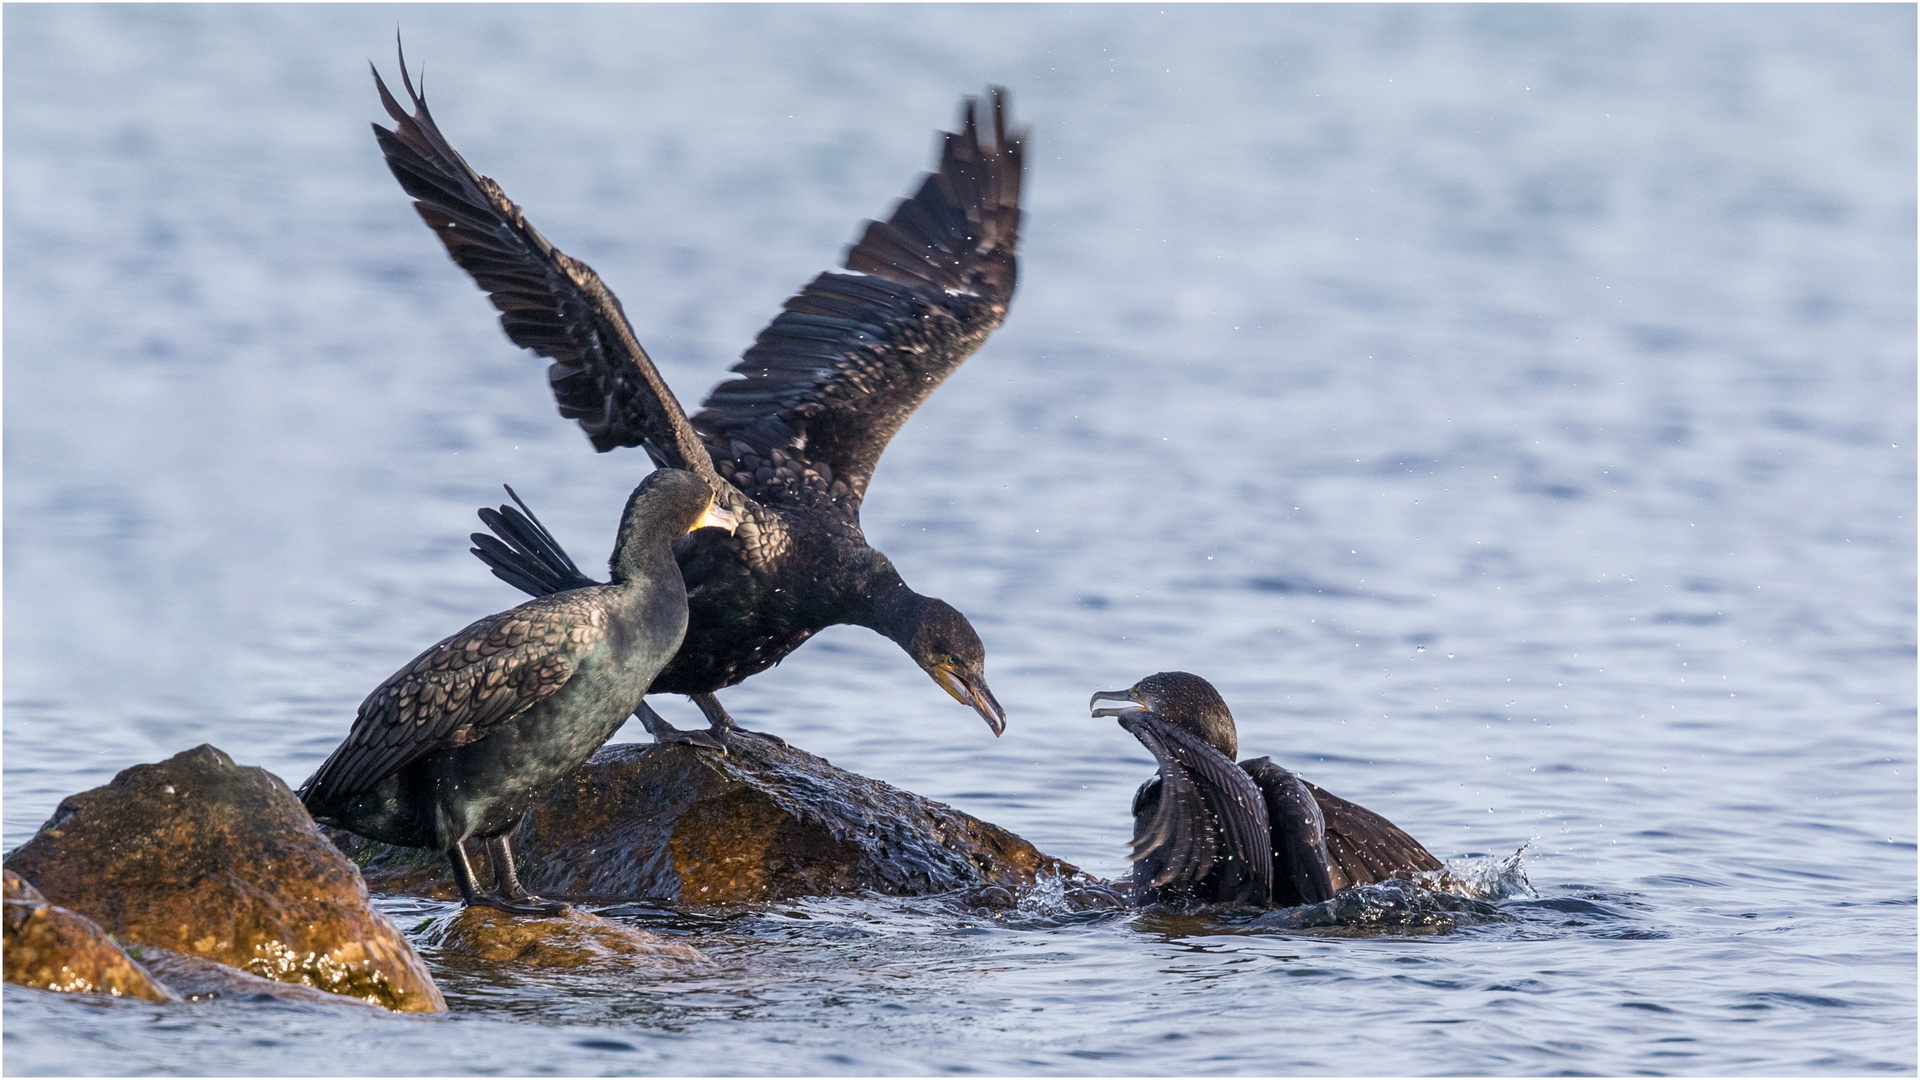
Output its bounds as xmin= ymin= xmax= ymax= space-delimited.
xmin=1241 ymin=757 xmax=1337 ymax=906
xmin=1305 ymin=780 xmax=1443 ymax=888
xmin=370 ymin=46 xmax=721 ymax=484
xmin=1126 ymin=743 xmax=1216 ymax=888
xmin=1121 ymin=713 xmax=1274 ymax=899
xmin=298 ymin=592 xmax=608 ymax=806
xmin=690 ymin=89 xmax=1026 ymax=512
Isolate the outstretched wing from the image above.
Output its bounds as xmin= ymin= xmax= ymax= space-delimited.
xmin=299 ymin=591 xmax=609 ymax=807
xmin=370 ymin=46 xmax=722 ymax=486
xmin=1240 ymin=757 xmax=1336 ymax=907
xmin=1305 ymin=780 xmax=1443 ymax=889
xmin=1121 ymin=713 xmax=1273 ymax=898
xmin=1126 ymin=753 xmax=1217 ymax=890
xmin=691 ymin=89 xmax=1025 ymax=513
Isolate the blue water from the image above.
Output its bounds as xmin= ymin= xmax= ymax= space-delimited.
xmin=4 ymin=4 xmax=1914 ymax=1074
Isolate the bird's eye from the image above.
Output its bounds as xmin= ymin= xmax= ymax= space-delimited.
xmin=946 ymin=654 xmax=961 ymax=667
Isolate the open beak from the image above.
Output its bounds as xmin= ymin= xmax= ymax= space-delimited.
xmin=690 ymin=501 xmax=741 ymax=535
xmin=1089 ymin=688 xmax=1145 ymax=719
xmin=933 ymin=663 xmax=1006 ymax=737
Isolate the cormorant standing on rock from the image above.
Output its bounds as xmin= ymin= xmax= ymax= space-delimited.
xmin=1091 ymin=672 xmax=1441 ymax=909
xmin=368 ymin=48 xmax=1018 ymax=748
xmin=300 ymin=469 xmax=737 ymax=915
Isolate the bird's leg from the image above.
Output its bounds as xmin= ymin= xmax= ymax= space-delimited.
xmin=694 ymin=692 xmax=787 ymax=747
xmin=636 ymin=700 xmax=727 ymax=753
xmin=447 ymin=839 xmax=493 ymax=906
xmin=485 ymin=833 xmax=570 ymax=915
xmin=485 ymin=834 xmax=530 ymax=898
xmin=446 ymin=838 xmax=566 ymax=917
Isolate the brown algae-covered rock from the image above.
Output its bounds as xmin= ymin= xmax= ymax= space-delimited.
xmin=431 ymin=906 xmax=704 ymax=969
xmin=3 ymin=869 xmax=179 ymax=1002
xmin=339 ymin=738 xmax=1085 ymax=902
xmin=4 ymin=868 xmax=45 ymax=904
xmin=4 ymin=745 xmax=445 ymax=1012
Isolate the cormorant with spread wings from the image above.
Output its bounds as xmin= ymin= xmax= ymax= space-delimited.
xmin=1092 ymin=672 xmax=1442 ymax=909
xmin=370 ymin=48 xmax=1022 ymax=747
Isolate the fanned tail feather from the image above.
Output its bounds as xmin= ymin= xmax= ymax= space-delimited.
xmin=470 ymin=485 xmax=601 ymax=598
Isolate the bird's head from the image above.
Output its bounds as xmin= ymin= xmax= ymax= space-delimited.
xmin=902 ymin=599 xmax=1005 ymax=737
xmin=1090 ymin=671 xmax=1238 ymax=759
xmin=612 ymin=470 xmax=738 ymax=579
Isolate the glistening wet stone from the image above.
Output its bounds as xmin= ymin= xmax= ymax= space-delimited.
xmin=132 ymin=947 xmax=384 ymax=1008
xmin=429 ymin=906 xmax=706 ymax=969
xmin=5 ymin=745 xmax=445 ymax=1012
xmin=333 ymin=738 xmax=1087 ymax=902
xmin=2 ymin=869 xmax=179 ymax=1003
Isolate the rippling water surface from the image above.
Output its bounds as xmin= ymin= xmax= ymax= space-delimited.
xmin=5 ymin=5 xmax=1914 ymax=1075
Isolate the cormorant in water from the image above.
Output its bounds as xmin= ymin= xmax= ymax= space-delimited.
xmin=369 ymin=50 xmax=1018 ymax=748
xmin=1091 ymin=671 xmax=1441 ymax=909
xmin=300 ymin=469 xmax=737 ymax=915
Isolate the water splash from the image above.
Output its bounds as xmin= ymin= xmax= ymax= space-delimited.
xmin=1246 ymin=845 xmax=1532 ymax=932
xmin=1015 ymin=873 xmax=1068 ymax=915
xmin=1414 ymin=844 xmax=1535 ymax=901
xmin=1256 ymin=878 xmax=1507 ymax=933
xmin=947 ymin=874 xmax=1131 ymax=921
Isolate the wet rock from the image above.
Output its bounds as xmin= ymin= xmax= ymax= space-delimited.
xmin=132 ymin=947 xmax=381 ymax=1008
xmin=3 ymin=869 xmax=178 ymax=1002
xmin=5 ymin=868 xmax=45 ymax=904
xmin=4 ymin=745 xmax=445 ymax=1013
xmin=964 ymin=884 xmax=1019 ymax=910
xmin=327 ymin=841 xmax=461 ymax=902
xmin=337 ymin=738 xmax=1087 ymax=902
xmin=430 ymin=907 xmax=704 ymax=969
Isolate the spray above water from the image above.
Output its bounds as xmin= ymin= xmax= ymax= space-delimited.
xmin=1415 ymin=844 xmax=1535 ymax=901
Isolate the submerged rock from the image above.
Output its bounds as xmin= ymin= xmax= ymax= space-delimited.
xmin=4 ymin=745 xmax=445 ymax=1013
xmin=336 ymin=738 xmax=1085 ymax=903
xmin=3 ymin=869 xmax=178 ymax=1002
xmin=431 ymin=906 xmax=705 ymax=969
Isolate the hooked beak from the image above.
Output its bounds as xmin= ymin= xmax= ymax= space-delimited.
xmin=934 ymin=663 xmax=1007 ymax=737
xmin=1089 ymin=688 xmax=1145 ymax=719
xmin=690 ymin=500 xmax=741 ymax=535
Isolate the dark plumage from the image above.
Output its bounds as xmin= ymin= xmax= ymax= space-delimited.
xmin=300 ymin=469 xmax=735 ymax=915
xmin=369 ymin=46 xmax=1017 ymax=747
xmin=1091 ymin=672 xmax=1442 ymax=909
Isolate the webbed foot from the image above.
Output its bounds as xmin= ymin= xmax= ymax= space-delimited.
xmin=658 ymin=727 xmax=730 ymax=752
xmin=720 ymin=726 xmax=789 ymax=748
xmin=636 ymin=700 xmax=728 ymax=753
xmin=693 ymin=692 xmax=788 ymax=748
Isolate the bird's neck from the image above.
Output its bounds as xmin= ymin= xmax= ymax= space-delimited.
xmin=847 ymin=563 xmax=923 ymax=649
xmin=1198 ymin=717 xmax=1238 ymax=760
xmin=607 ymin=522 xmax=676 ymax=587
